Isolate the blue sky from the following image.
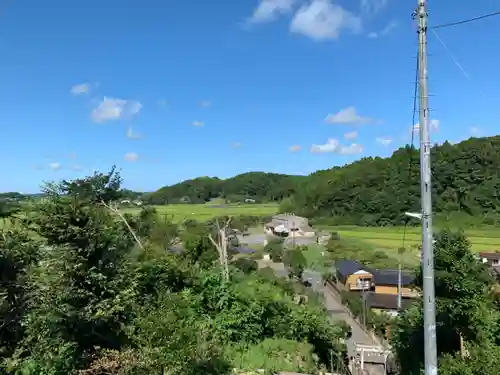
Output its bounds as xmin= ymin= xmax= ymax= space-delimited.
xmin=1 ymin=0 xmax=499 ymax=193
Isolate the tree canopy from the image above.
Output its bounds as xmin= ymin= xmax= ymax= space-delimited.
xmin=0 ymin=169 xmax=348 ymax=374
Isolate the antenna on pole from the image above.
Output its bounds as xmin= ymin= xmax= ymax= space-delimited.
xmin=415 ymin=1 xmax=438 ymax=374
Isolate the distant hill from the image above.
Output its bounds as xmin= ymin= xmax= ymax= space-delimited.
xmin=285 ymin=136 xmax=500 ymax=226
xmin=145 ymin=136 xmax=500 ymax=226
xmin=143 ymin=172 xmax=307 ymax=205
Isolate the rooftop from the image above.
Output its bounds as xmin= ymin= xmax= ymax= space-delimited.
xmin=372 ymin=269 xmax=415 ymax=287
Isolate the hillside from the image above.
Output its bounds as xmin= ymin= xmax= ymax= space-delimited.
xmin=143 ymin=172 xmax=306 ymax=204
xmin=145 ymin=136 xmax=500 ymax=226
xmin=286 ymin=136 xmax=500 ymax=225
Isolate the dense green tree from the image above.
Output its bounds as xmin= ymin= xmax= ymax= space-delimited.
xmin=232 ymin=258 xmax=258 ymax=274
xmin=391 ymin=229 xmax=499 ymax=374
xmin=284 ymin=248 xmax=306 ymax=280
xmin=265 ymin=237 xmax=284 ymax=262
xmin=7 ymin=170 xmax=137 ymax=373
xmin=0 ymin=229 xmax=41 ymax=358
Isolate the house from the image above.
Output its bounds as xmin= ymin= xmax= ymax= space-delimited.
xmin=264 ymin=214 xmax=315 ymax=238
xmin=372 ymin=269 xmax=418 ymax=298
xmin=335 ymin=260 xmax=374 ymax=291
xmin=478 ymin=252 xmax=500 ymax=267
xmin=365 ymin=292 xmax=414 ymax=317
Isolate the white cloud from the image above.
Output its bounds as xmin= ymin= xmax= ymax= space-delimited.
xmin=311 ymin=138 xmax=363 ymax=154
xmin=290 ymin=0 xmax=362 ymax=41
xmin=470 ymin=126 xmax=480 ymax=135
xmin=124 ymin=152 xmax=139 ymax=162
xmin=368 ymin=20 xmax=397 ymax=38
xmin=326 ymin=106 xmax=374 ymax=125
xmin=376 ymin=136 xmax=392 ymax=146
xmin=200 ymin=100 xmax=211 ymax=108
xmin=360 ymin=0 xmax=388 ymax=14
xmin=192 ymin=120 xmax=204 ymax=127
xmin=126 ymin=126 xmax=142 ymax=140
xmin=71 ymin=83 xmax=90 ymax=95
xmin=412 ymin=119 xmax=440 ymax=133
xmin=91 ymin=97 xmax=142 ymax=123
xmin=289 ymin=145 xmax=302 ymax=152
xmin=247 ymin=0 xmax=296 ymax=24
xmin=231 ymin=142 xmax=242 ymax=149
xmin=344 ymin=131 xmax=358 ymax=140
xmin=71 ymin=165 xmax=83 ymax=171
xmin=48 ymin=162 xmax=61 ymax=170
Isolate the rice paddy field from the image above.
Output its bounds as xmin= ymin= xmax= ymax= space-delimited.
xmin=327 ymin=225 xmax=500 ymax=254
xmin=120 ymin=203 xmax=279 ymax=223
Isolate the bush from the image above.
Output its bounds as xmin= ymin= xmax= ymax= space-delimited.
xmin=233 ymin=258 xmax=258 ymax=274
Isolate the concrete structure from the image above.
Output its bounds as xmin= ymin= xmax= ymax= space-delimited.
xmin=264 ymin=214 xmax=315 ymax=238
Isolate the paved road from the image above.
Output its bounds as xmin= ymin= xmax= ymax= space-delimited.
xmin=258 ymin=261 xmax=388 ymax=375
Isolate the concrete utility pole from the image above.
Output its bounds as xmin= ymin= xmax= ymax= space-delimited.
xmin=416 ymin=1 xmax=438 ymax=375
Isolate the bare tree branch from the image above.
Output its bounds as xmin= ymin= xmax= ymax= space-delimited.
xmin=101 ymin=200 xmax=144 ymax=250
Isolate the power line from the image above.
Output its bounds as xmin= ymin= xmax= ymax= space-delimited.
xmin=432 ymin=10 xmax=500 ymax=30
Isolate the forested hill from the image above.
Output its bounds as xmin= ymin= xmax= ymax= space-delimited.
xmin=145 ymin=136 xmax=500 ymax=225
xmin=285 ymin=136 xmax=500 ymax=225
xmin=143 ymin=172 xmax=307 ymax=204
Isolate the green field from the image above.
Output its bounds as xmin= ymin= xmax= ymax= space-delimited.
xmin=326 ymin=225 xmax=500 ymax=254
xmin=120 ymin=203 xmax=279 ymax=222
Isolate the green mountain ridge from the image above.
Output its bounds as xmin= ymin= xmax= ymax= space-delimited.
xmin=145 ymin=136 xmax=500 ymax=225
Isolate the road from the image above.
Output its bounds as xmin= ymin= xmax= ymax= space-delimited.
xmin=259 ymin=261 xmax=388 ymax=375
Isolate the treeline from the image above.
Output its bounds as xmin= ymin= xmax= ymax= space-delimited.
xmin=284 ymin=136 xmax=500 ymax=225
xmin=0 ymin=169 xmax=348 ymax=374
xmin=143 ymin=172 xmax=306 ymax=204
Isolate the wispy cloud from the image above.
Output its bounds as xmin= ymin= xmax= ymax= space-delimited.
xmin=376 ymin=136 xmax=392 ymax=146
xmin=231 ymin=142 xmax=242 ymax=149
xmin=470 ymin=126 xmax=481 ymax=136
xmin=158 ymin=99 xmax=168 ymax=107
xmin=311 ymin=138 xmax=363 ymax=154
xmin=124 ymin=152 xmax=139 ymax=162
xmin=246 ymin=0 xmax=296 ymax=24
xmin=71 ymin=83 xmax=90 ymax=95
xmin=344 ymin=131 xmax=358 ymax=140
xmin=325 ymin=106 xmax=375 ymax=125
xmin=71 ymin=165 xmax=83 ymax=171
xmin=200 ymin=100 xmax=211 ymax=108
xmin=290 ymin=0 xmax=362 ymax=41
xmin=126 ymin=126 xmax=142 ymax=140
xmin=360 ymin=0 xmax=388 ymax=14
xmin=289 ymin=145 xmax=302 ymax=152
xmin=192 ymin=120 xmax=204 ymax=127
xmin=48 ymin=162 xmax=61 ymax=170
xmin=91 ymin=97 xmax=142 ymax=123
xmin=368 ymin=20 xmax=398 ymax=38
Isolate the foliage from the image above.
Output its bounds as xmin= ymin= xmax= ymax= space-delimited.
xmin=226 ymin=338 xmax=317 ymax=373
xmin=289 ymin=137 xmax=500 ymax=225
xmin=283 ymin=248 xmax=306 ymax=280
xmin=143 ymin=172 xmax=306 ymax=204
xmin=232 ymin=258 xmax=258 ymax=274
xmin=326 ymin=235 xmax=398 ymax=269
xmin=265 ymin=237 xmax=284 ymax=262
xmin=0 ymin=229 xmax=41 ymax=358
xmin=391 ymin=229 xmax=500 ymax=375
xmin=0 ymin=169 xmax=349 ymax=374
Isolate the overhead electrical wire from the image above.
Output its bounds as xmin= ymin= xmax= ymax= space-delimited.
xmin=432 ymin=10 xmax=500 ymax=30
xmin=400 ymin=53 xmax=420 ymax=254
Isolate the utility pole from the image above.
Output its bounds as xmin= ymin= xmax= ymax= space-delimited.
xmin=397 ymin=247 xmax=404 ymax=310
xmin=416 ymin=1 xmax=438 ymax=375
